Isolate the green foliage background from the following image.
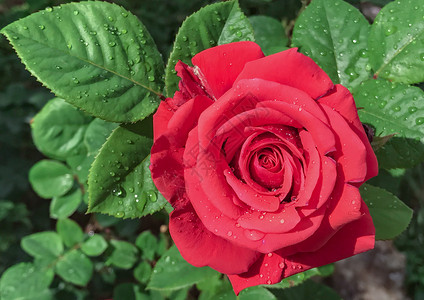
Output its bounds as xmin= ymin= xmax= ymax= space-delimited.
xmin=0 ymin=0 xmax=423 ymax=299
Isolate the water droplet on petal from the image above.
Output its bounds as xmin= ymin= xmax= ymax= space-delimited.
xmin=244 ymin=229 xmax=265 ymax=241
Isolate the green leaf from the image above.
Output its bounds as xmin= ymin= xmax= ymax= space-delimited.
xmin=30 ymin=98 xmax=92 ymax=161
xmin=50 ymin=188 xmax=82 ymax=219
xmin=66 ymin=153 xmax=95 ymax=185
xmin=0 ymin=263 xmax=54 ymax=300
xmin=368 ymin=0 xmax=424 ymax=84
xmin=1 ymin=2 xmax=164 ymax=122
xmin=292 ymin=0 xmax=371 ymax=90
xmin=248 ymin=16 xmax=288 ymax=56
xmin=135 ymin=231 xmax=158 ymax=261
xmin=269 ymin=264 xmax=334 ymax=289
xmin=21 ymin=231 xmax=64 ymax=258
xmin=217 ymin=1 xmax=255 ymax=45
xmin=81 ymin=234 xmax=108 ymax=257
xmin=148 ymin=245 xmax=218 ymax=291
xmin=55 ymin=250 xmax=93 ymax=286
xmin=84 ymin=118 xmax=119 ymax=156
xmin=240 ymin=287 xmax=276 ymax=300
xmin=354 ymin=79 xmax=424 ymax=168
xmin=29 ymin=160 xmax=74 ymax=199
xmin=56 ymin=218 xmax=84 ymax=247
xmin=88 ymin=122 xmax=167 ymax=218
xmin=270 ymin=280 xmax=341 ymax=300
xmin=165 ymin=0 xmax=254 ymax=96
xmin=106 ymin=240 xmax=139 ymax=269
xmin=360 ymin=184 xmax=413 ymax=240
xmin=134 ymin=261 xmax=152 ymax=284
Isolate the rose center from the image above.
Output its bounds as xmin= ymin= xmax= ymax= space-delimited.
xmin=249 ymin=145 xmax=284 ymax=189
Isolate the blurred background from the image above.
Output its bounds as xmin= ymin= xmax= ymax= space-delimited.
xmin=1 ymin=0 xmax=423 ymax=299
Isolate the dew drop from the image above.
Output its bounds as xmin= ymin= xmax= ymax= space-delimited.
xmin=112 ymin=185 xmax=125 ymax=197
xmin=73 ymin=10 xmax=79 ymax=15
xmin=409 ymin=106 xmax=418 ymax=113
xmin=227 ymin=231 xmax=233 ymax=237
xmin=109 ymin=41 xmax=116 ymax=47
xmin=147 ymin=190 xmax=157 ymax=202
xmin=115 ymin=211 xmax=125 ymax=218
xmin=46 ymin=7 xmax=53 ymax=12
xmin=244 ymin=229 xmax=265 ymax=241
xmin=379 ymin=100 xmax=387 ymax=108
xmin=415 ymin=117 xmax=424 ymax=125
xmin=148 ymin=75 xmax=155 ymax=82
xmin=280 ymin=218 xmax=285 ymax=224
xmin=135 ymin=197 xmax=147 ymax=212
xmin=266 ymin=280 xmax=272 ymax=285
xmin=420 ymin=53 xmax=424 ymax=61
xmin=121 ymin=12 xmax=128 ymax=17
xmin=279 ymin=262 xmax=285 ymax=269
xmin=385 ymin=26 xmax=397 ymax=36
xmin=39 ymin=25 xmax=45 ymax=30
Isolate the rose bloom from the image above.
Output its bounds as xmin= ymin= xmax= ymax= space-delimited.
xmin=150 ymin=41 xmax=378 ymax=294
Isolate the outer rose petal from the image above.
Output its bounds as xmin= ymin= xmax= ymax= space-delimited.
xmin=151 ymin=96 xmax=213 ymax=204
xmin=283 ymin=203 xmax=374 ymax=276
xmin=234 ymin=48 xmax=333 ymax=99
xmin=169 ymin=196 xmax=260 ymax=274
xmin=318 ymin=84 xmax=378 ymax=181
xmin=192 ymin=41 xmax=264 ymax=99
xmin=153 ymin=100 xmax=174 ymax=141
xmin=321 ymin=105 xmax=367 ymax=183
xmin=228 ymin=204 xmax=374 ymax=294
xmin=228 ymin=252 xmax=285 ymax=295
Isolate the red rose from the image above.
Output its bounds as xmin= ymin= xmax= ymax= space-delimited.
xmin=150 ymin=41 xmax=378 ymax=294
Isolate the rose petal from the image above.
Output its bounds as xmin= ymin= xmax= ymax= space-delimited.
xmin=229 ymin=204 xmax=374 ymax=294
xmin=151 ymin=95 xmax=213 ymax=204
xmin=280 ymin=182 xmax=363 ymax=257
xmin=153 ymin=100 xmax=175 ymax=141
xmin=192 ymin=41 xmax=264 ymax=99
xmin=294 ymin=130 xmax=321 ymax=207
xmin=184 ymin=167 xmax=266 ymax=250
xmin=228 ymin=252 xmax=285 ymax=295
xmin=300 ymin=156 xmax=337 ymax=216
xmin=283 ymin=203 xmax=374 ymax=277
xmin=237 ymin=204 xmax=301 ymax=234
xmin=234 ymin=48 xmax=333 ymax=99
xmin=318 ymin=84 xmax=378 ymax=181
xmin=224 ymin=169 xmax=280 ymax=212
xmin=321 ymin=105 xmax=367 ymax=183
xmin=258 ymin=100 xmax=336 ymax=155
xmin=169 ymin=197 xmax=260 ymax=274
